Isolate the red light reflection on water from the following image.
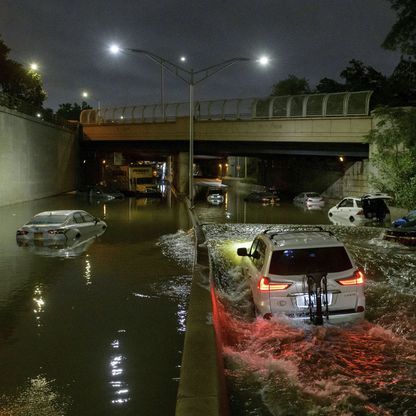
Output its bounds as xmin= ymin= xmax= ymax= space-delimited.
xmin=217 ymin=301 xmax=416 ymax=415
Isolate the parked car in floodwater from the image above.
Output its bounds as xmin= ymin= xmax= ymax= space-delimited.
xmin=244 ymin=191 xmax=280 ymax=205
xmin=293 ymin=192 xmax=325 ymax=208
xmin=383 ymin=209 xmax=416 ymax=246
xmin=237 ymin=228 xmax=365 ymax=324
xmin=207 ymin=187 xmax=225 ymax=205
xmin=76 ymin=186 xmax=124 ymax=200
xmin=16 ymin=210 xmax=107 ymax=246
xmin=391 ymin=210 xmax=416 ymax=228
xmin=328 ymin=193 xmax=391 ymax=225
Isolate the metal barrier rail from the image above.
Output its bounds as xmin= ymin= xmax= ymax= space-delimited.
xmin=80 ymin=91 xmax=373 ymax=125
xmin=0 ymin=92 xmax=75 ymax=129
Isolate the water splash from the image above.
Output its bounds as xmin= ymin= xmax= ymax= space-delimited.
xmin=157 ymin=229 xmax=195 ymax=270
xmin=204 ymin=224 xmax=416 ymax=415
xmin=0 ymin=376 xmax=70 ymax=415
xmin=220 ymin=306 xmax=416 ymax=416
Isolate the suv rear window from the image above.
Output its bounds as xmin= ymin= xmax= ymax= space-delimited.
xmin=269 ymin=247 xmax=353 ymax=275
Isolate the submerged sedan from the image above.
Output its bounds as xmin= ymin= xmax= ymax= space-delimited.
xmin=16 ymin=210 xmax=107 ymax=245
xmin=293 ymin=192 xmax=325 ymax=208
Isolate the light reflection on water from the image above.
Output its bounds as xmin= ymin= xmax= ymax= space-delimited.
xmin=109 ymin=330 xmax=130 ymax=406
xmin=0 ymin=194 xmax=191 ymax=415
xmin=32 ymin=285 xmax=45 ymax=329
xmin=202 ymin=223 xmax=416 ymax=415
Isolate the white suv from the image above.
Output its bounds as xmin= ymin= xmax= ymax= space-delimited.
xmin=328 ymin=193 xmax=391 ymax=225
xmin=237 ymin=228 xmax=365 ymax=324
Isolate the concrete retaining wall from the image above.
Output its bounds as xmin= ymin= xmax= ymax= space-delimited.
xmin=0 ymin=106 xmax=78 ymax=206
xmin=323 ymin=159 xmax=374 ymax=199
xmin=176 ymin=200 xmax=228 ymax=416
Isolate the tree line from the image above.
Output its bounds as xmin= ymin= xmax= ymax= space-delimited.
xmin=271 ymin=57 xmax=415 ymax=109
xmin=0 ymin=37 xmax=90 ymax=121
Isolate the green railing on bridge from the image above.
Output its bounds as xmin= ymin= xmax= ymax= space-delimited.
xmin=80 ymin=90 xmax=373 ymax=125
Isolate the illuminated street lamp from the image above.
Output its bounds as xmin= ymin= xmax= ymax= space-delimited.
xmin=109 ymin=44 xmax=269 ymax=202
xmin=81 ymin=91 xmax=101 ymax=121
xmin=29 ymin=62 xmax=39 ymax=71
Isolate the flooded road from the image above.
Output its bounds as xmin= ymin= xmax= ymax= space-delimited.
xmin=192 ymin=182 xmax=415 ymax=415
xmin=1 ymin=183 xmax=415 ymax=415
xmin=201 ymin=221 xmax=416 ymax=415
xmin=0 ymin=193 xmax=191 ymax=415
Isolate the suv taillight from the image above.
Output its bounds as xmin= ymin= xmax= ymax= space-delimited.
xmin=336 ymin=270 xmax=364 ymax=286
xmin=258 ymin=276 xmax=291 ymax=292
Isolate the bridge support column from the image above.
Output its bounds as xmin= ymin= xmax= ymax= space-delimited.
xmin=165 ymin=156 xmax=173 ymax=184
xmin=173 ymin=152 xmax=189 ymax=196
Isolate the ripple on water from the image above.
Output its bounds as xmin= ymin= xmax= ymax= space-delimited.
xmin=220 ymin=306 xmax=416 ymax=416
xmin=0 ymin=376 xmax=71 ymax=415
xmin=156 ymin=229 xmax=195 ymax=271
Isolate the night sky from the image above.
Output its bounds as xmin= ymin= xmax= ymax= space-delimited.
xmin=1 ymin=0 xmax=400 ymax=110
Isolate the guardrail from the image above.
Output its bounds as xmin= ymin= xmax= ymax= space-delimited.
xmin=80 ymin=91 xmax=373 ymax=125
xmin=0 ymin=92 xmax=75 ymax=129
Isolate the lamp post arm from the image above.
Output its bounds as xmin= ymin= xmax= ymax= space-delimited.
xmin=125 ymin=48 xmax=191 ymax=84
xmin=193 ymin=57 xmax=251 ymax=85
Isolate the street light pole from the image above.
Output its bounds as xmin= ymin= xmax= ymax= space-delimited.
xmin=109 ymin=45 xmax=269 ymax=203
xmin=189 ymin=69 xmax=194 ymax=201
xmin=160 ymin=61 xmax=165 ymax=120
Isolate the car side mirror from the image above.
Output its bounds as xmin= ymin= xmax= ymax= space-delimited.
xmin=237 ymin=247 xmax=248 ymax=256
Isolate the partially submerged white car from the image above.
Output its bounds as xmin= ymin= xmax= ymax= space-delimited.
xmin=293 ymin=192 xmax=325 ymax=208
xmin=237 ymin=228 xmax=365 ymax=324
xmin=16 ymin=210 xmax=107 ymax=245
xmin=328 ymin=193 xmax=391 ymax=225
xmin=207 ymin=187 xmax=225 ymax=205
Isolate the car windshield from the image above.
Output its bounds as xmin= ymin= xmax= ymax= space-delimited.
xmin=27 ymin=215 xmax=68 ymax=225
xmin=208 ymin=189 xmax=223 ymax=195
xmin=306 ymin=193 xmax=320 ymax=198
xmin=269 ymin=246 xmax=353 ymax=275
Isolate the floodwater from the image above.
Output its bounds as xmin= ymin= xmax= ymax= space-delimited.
xmin=193 ymin=184 xmax=415 ymax=416
xmin=1 ymin=183 xmax=415 ymax=415
xmin=0 ymin=193 xmax=192 ymax=415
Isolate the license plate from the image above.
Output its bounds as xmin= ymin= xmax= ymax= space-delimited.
xmin=34 ymin=232 xmax=43 ymax=239
xmin=296 ymin=293 xmax=332 ymax=308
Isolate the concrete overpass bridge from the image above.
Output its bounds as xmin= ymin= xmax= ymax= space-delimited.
xmin=80 ymin=91 xmax=375 ymax=194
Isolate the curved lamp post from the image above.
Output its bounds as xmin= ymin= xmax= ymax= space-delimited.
xmin=109 ymin=44 xmax=269 ymax=203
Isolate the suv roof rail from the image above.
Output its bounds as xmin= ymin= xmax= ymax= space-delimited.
xmin=262 ymin=226 xmax=335 ymax=239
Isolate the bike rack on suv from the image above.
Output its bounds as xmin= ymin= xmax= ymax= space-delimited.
xmin=263 ymin=227 xmax=332 ymax=325
xmin=305 ymin=272 xmax=329 ymax=325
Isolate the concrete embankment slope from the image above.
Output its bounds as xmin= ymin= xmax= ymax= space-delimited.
xmin=0 ymin=106 xmax=78 ymax=206
xmin=176 ymin=202 xmax=229 ymax=416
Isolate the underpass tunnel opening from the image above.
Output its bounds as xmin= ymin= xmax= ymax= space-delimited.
xmin=79 ymin=150 xmax=170 ymax=191
xmin=256 ymin=155 xmax=361 ymax=200
xmin=192 ymin=154 xmax=364 ymax=202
